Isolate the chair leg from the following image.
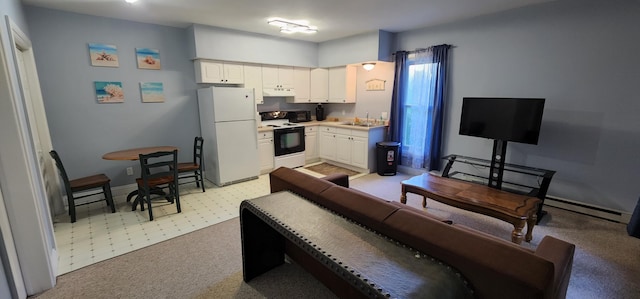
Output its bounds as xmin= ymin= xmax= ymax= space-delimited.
xmin=174 ymin=183 xmax=181 ymax=213
xmin=104 ymin=183 xmax=116 ymax=213
xmin=199 ymin=171 xmax=205 ymax=192
xmin=146 ymin=192 xmax=154 ymax=221
xmin=68 ymin=194 xmax=76 ymax=223
xmin=194 ymin=171 xmax=200 ymax=188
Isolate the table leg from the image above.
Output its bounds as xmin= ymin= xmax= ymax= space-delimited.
xmin=511 ymin=220 xmax=526 ymax=244
xmin=525 ymin=213 xmax=537 ymax=242
xmin=400 ymin=185 xmax=407 ymax=204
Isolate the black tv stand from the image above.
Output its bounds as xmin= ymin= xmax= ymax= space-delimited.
xmin=441 ymin=151 xmax=555 ymax=223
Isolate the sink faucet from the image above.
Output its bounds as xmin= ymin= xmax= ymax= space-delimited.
xmin=366 ymin=112 xmax=369 ymax=126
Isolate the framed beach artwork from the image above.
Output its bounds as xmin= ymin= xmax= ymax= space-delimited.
xmin=88 ymin=43 xmax=119 ymax=67
xmin=95 ymin=81 xmax=124 ymax=103
xmin=136 ymin=48 xmax=161 ymax=70
xmin=140 ymin=82 xmax=165 ymax=103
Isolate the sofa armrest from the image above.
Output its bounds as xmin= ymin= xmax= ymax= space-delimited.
xmin=534 ymin=236 xmax=576 ymax=299
xmin=322 ymin=173 xmax=349 ymax=188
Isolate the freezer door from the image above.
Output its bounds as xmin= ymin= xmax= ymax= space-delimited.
xmin=211 ymin=87 xmax=256 ymax=122
xmin=213 ymin=120 xmax=259 ymax=185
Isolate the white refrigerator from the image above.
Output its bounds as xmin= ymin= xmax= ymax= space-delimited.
xmin=198 ymin=86 xmax=259 ymax=186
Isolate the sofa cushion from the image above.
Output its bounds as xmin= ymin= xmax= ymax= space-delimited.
xmin=381 ymin=209 xmax=554 ymax=299
xmin=269 ymin=167 xmax=337 ymax=203
xmin=317 ymin=186 xmax=400 ymax=232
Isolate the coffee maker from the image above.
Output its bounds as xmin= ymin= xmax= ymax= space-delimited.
xmin=315 ymin=104 xmax=325 ymax=121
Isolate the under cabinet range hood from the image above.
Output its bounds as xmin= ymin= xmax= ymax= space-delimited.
xmin=263 ymin=88 xmax=296 ymax=97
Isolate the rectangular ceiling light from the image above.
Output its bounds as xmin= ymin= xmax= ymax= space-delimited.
xmin=268 ymin=18 xmax=317 ymax=34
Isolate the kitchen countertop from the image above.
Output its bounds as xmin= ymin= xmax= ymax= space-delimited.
xmin=257 ymin=120 xmax=388 ymax=132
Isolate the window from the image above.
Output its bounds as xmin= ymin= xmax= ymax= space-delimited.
xmin=400 ymin=58 xmax=437 ymax=169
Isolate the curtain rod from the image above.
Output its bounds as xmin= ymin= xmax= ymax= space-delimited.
xmin=393 ymin=44 xmax=455 ymax=55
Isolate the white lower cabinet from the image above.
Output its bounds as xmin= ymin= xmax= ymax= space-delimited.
xmin=305 ymin=126 xmax=319 ymax=162
xmin=258 ymin=131 xmax=274 ymax=174
xmin=319 ymin=126 xmax=337 ymax=161
xmin=319 ymin=126 xmax=385 ymax=172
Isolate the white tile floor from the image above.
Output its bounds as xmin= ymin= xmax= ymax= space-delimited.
xmin=53 ymin=174 xmax=273 ymax=275
xmin=52 ymin=167 xmax=348 ymax=275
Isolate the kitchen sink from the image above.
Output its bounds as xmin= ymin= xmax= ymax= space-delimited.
xmin=341 ymin=121 xmax=376 ymax=127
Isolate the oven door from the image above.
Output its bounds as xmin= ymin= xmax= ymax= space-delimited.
xmin=273 ymin=127 xmax=305 ymax=156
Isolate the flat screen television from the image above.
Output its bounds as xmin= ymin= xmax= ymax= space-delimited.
xmin=459 ymin=97 xmax=545 ymax=145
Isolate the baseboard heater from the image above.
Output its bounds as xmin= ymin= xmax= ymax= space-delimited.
xmin=544 ymin=196 xmax=631 ymax=224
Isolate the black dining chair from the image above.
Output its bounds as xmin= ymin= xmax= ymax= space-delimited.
xmin=176 ymin=137 xmax=205 ymax=192
xmin=135 ymin=150 xmax=180 ymax=221
xmin=49 ymin=150 xmax=116 ymax=223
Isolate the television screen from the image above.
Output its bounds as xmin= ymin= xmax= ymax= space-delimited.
xmin=459 ymin=97 xmax=545 ymax=144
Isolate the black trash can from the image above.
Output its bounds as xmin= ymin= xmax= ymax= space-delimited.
xmin=376 ymin=141 xmax=400 ymax=176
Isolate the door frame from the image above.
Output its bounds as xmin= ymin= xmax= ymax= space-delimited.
xmin=0 ymin=16 xmax=57 ymax=296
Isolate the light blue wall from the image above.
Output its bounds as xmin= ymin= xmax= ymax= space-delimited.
xmin=191 ymin=24 xmax=318 ymax=67
xmin=318 ymin=31 xmax=380 ymax=67
xmin=25 ymin=6 xmax=200 ymax=187
xmin=396 ymin=0 xmax=640 ymax=212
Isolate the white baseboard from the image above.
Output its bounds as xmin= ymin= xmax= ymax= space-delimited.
xmin=544 ymin=196 xmax=631 ymax=224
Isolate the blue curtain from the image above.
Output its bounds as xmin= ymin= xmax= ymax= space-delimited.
xmin=426 ymin=44 xmax=451 ymax=170
xmin=389 ymin=45 xmax=451 ymax=171
xmin=388 ymin=51 xmax=408 ymax=163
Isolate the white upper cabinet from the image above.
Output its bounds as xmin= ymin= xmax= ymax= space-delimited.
xmin=262 ymin=66 xmax=295 ymax=90
xmin=328 ymin=65 xmax=357 ymax=103
xmin=310 ymin=68 xmax=329 ymax=103
xmin=243 ymin=64 xmax=264 ymax=104
xmin=289 ymin=67 xmax=310 ymax=103
xmin=194 ymin=60 xmax=244 ymax=84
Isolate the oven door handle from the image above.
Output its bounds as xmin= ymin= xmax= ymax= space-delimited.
xmin=278 ymin=127 xmax=302 ymax=133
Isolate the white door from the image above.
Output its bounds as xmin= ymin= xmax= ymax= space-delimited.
xmin=212 ymin=87 xmax=256 ymax=122
xmin=14 ymin=44 xmax=62 ymax=216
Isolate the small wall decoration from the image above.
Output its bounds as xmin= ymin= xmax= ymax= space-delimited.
xmin=88 ymin=43 xmax=119 ymax=67
xmin=95 ymin=81 xmax=124 ymax=103
xmin=140 ymin=82 xmax=165 ymax=103
xmin=136 ymin=48 xmax=161 ymax=70
xmin=365 ymin=79 xmax=386 ymax=91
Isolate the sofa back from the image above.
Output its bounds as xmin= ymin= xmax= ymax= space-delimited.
xmin=268 ymin=167 xmax=568 ymax=299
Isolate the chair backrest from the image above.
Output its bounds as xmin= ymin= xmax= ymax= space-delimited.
xmin=138 ymin=150 xmax=178 ymax=187
xmin=49 ymin=150 xmax=73 ymax=196
xmin=193 ymin=137 xmax=204 ymax=166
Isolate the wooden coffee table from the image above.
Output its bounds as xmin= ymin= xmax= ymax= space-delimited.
xmin=400 ymin=173 xmax=540 ymax=244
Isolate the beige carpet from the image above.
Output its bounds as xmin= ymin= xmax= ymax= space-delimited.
xmin=32 ymin=218 xmax=336 ymax=299
xmin=31 ymin=173 xmax=640 ymax=298
xmin=304 ymin=162 xmax=360 ymax=176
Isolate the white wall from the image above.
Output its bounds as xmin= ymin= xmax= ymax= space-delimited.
xmin=191 ymin=24 xmax=318 ymax=67
xmin=396 ymin=0 xmax=640 ymax=212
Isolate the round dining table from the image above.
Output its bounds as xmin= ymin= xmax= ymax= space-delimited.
xmin=102 ymin=146 xmax=178 ymax=161
xmin=102 ymin=146 xmax=179 ymax=209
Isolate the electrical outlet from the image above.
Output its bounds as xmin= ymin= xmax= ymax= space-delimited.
xmin=126 ymin=167 xmax=133 ymax=176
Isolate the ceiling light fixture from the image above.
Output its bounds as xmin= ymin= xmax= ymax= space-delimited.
xmin=362 ymin=63 xmax=376 ymax=71
xmin=125 ymin=0 xmax=138 ymax=3
xmin=267 ymin=18 xmax=317 ymax=34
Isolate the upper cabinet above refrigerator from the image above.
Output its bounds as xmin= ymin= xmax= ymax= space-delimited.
xmin=194 ymin=60 xmax=244 ymax=84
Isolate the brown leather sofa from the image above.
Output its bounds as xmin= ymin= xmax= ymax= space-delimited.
xmin=270 ymin=166 xmax=575 ymax=299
